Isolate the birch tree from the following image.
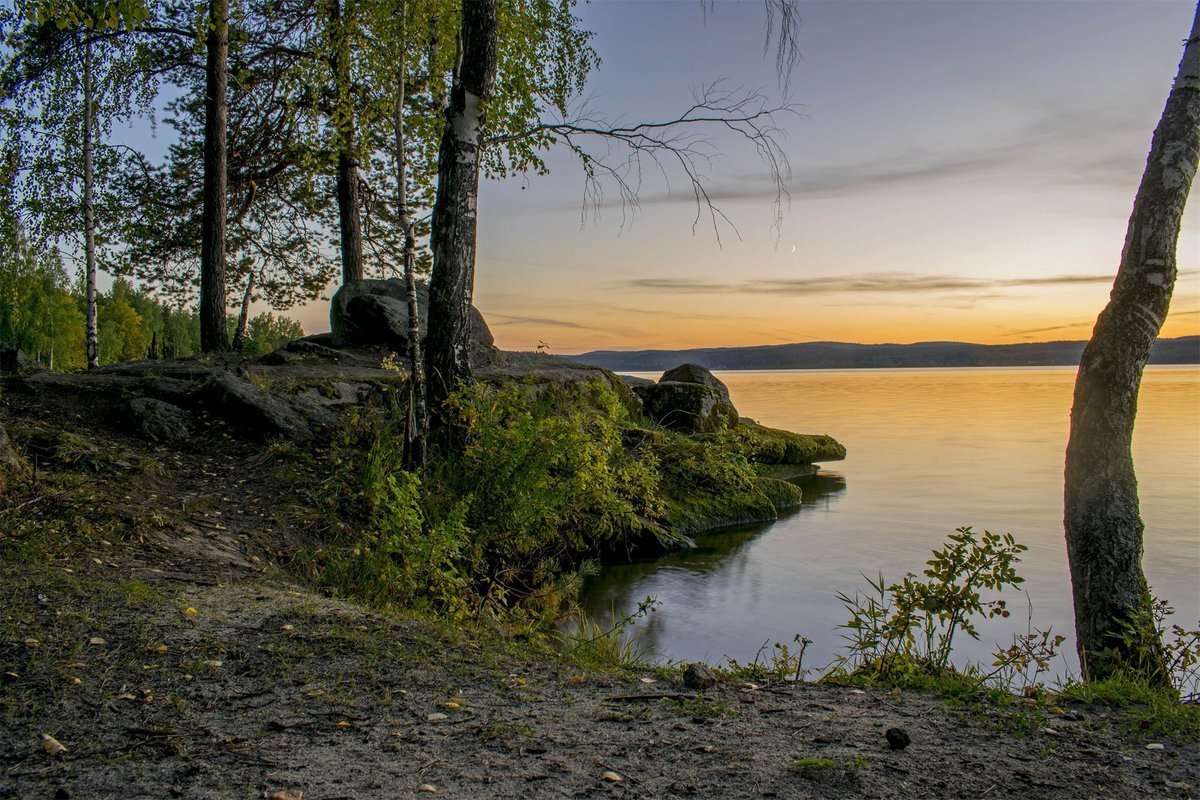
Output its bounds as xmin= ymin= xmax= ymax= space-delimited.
xmin=1 ymin=1 xmax=152 ymax=366
xmin=1064 ymin=4 xmax=1200 ymax=685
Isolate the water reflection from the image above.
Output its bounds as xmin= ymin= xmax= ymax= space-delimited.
xmin=577 ymin=473 xmax=848 ymax=659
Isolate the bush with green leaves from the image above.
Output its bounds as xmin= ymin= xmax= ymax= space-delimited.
xmin=833 ymin=526 xmax=1031 ymax=681
xmin=307 ymin=379 xmax=664 ymax=625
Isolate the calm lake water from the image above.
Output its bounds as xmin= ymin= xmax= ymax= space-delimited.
xmin=579 ymin=366 xmax=1200 ymax=674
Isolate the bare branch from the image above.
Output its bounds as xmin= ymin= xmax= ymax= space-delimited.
xmin=487 ymin=81 xmax=796 ymax=246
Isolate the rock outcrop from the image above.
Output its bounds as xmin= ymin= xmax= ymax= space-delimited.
xmin=329 ymin=279 xmax=495 ymax=362
xmin=634 ymin=363 xmax=739 ymax=433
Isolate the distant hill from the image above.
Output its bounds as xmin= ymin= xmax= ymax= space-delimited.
xmin=564 ymin=336 xmax=1200 ymax=373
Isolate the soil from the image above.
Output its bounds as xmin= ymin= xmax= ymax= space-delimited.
xmin=1 ymin=369 xmax=1197 ymax=800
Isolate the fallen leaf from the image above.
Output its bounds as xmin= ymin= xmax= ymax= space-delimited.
xmin=267 ymin=791 xmax=303 ymax=800
xmin=417 ymin=785 xmax=437 ymax=794
xmin=639 ymin=677 xmax=656 ymax=684
xmin=40 ymin=734 xmax=67 ymax=756
xmin=184 ymin=607 xmax=199 ymax=617
xmin=336 ymin=721 xmax=350 ymax=727
xmin=602 ymin=771 xmax=622 ymax=783
xmin=427 ymin=713 xmax=448 ymax=722
xmin=24 ymin=638 xmax=40 ymax=648
xmin=1146 ymin=743 xmax=1165 ymax=750
xmin=88 ymin=637 xmax=106 ymax=646
xmin=442 ymin=701 xmax=462 ymax=711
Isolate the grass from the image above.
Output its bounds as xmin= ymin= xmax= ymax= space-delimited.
xmin=1055 ymin=673 xmax=1200 ymax=739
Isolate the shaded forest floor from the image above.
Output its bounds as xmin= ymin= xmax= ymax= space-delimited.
xmin=1 ymin=372 xmax=1197 ymax=799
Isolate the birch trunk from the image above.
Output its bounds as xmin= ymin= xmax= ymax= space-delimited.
xmin=424 ymin=0 xmax=497 ymax=430
xmin=393 ymin=23 xmax=427 ymax=469
xmin=82 ymin=39 xmax=98 ymax=370
xmin=1064 ymin=5 xmax=1200 ymax=685
xmin=200 ymin=0 xmax=230 ymax=353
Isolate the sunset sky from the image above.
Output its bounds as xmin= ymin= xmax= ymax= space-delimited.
xmin=383 ymin=0 xmax=1200 ymax=355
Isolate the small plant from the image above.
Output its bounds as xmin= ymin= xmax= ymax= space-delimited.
xmin=558 ymin=596 xmax=659 ymax=669
xmin=832 ymin=526 xmax=1027 ymax=682
xmin=722 ymin=634 xmax=812 ymax=683
xmin=667 ymin=694 xmax=731 ymax=722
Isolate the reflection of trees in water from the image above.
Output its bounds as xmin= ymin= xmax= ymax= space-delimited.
xmin=575 ymin=472 xmax=849 ymax=658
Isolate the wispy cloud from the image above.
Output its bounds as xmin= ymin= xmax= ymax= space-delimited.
xmin=617 ymin=271 xmax=1117 ymax=296
xmin=634 ymin=103 xmax=1147 ymax=207
xmin=487 ymin=313 xmax=591 ymax=330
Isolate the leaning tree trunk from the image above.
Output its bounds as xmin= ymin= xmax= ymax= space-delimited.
xmin=424 ymin=0 xmax=497 ymax=433
xmin=231 ymin=271 xmax=255 ymax=352
xmin=1064 ymin=5 xmax=1200 ymax=686
xmin=82 ymin=38 xmax=98 ymax=370
xmin=200 ymin=0 xmax=230 ymax=353
xmin=328 ymin=0 xmax=363 ymax=284
xmin=393 ymin=22 xmax=427 ymax=469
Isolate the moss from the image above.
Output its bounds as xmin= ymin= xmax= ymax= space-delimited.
xmin=660 ymin=476 xmax=801 ymax=537
xmin=732 ymin=423 xmax=846 ymax=465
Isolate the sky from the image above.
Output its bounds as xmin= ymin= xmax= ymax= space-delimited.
xmin=378 ymin=0 xmax=1200 ymax=355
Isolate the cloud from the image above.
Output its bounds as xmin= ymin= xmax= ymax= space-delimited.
xmin=617 ymin=271 xmax=1118 ymax=296
xmin=1007 ymin=321 xmax=1095 ymax=337
xmin=632 ymin=103 xmax=1148 ymax=207
xmin=487 ymin=313 xmax=591 ymax=330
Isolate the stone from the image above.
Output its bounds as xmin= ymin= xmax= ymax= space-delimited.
xmin=634 ymin=378 xmax=738 ymax=434
xmin=198 ymin=371 xmax=313 ymax=441
xmin=0 ymin=342 xmax=32 ymax=374
xmin=735 ymin=423 xmax=847 ymax=465
xmin=127 ymin=397 xmax=196 ymax=444
xmin=682 ymin=662 xmax=717 ymax=691
xmin=329 ymin=279 xmax=494 ymax=355
xmin=885 ymin=727 xmax=910 ymax=750
xmin=660 ymin=363 xmax=733 ymax=405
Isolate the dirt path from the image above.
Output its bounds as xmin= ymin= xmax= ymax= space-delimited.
xmin=1 ymin=388 xmax=1197 ymax=799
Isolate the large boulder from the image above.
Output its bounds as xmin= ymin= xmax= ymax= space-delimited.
xmin=329 ymin=279 xmax=494 ymax=357
xmin=634 ymin=363 xmax=739 ymax=433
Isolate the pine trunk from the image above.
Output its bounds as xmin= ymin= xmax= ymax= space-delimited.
xmin=82 ymin=39 xmax=98 ymax=370
xmin=424 ymin=0 xmax=497 ymax=431
xmin=200 ymin=0 xmax=230 ymax=353
xmin=1064 ymin=5 xmax=1200 ymax=685
xmin=328 ymin=0 xmax=363 ymax=285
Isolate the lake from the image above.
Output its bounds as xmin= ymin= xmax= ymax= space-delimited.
xmin=578 ymin=366 xmax=1200 ymax=676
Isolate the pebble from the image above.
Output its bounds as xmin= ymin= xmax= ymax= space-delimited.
xmin=885 ymin=727 xmax=911 ymax=751
xmin=682 ymin=663 xmax=716 ymax=690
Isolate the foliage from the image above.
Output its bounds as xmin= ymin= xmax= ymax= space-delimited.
xmin=832 ymin=527 xmax=1031 ymax=682
xmin=229 ymin=311 xmax=304 ymax=355
xmin=305 ymin=379 xmax=663 ymax=625
xmin=720 ymin=634 xmax=813 ymax=684
xmin=0 ymin=200 xmax=83 ymax=367
xmin=557 ymin=596 xmax=658 ymax=670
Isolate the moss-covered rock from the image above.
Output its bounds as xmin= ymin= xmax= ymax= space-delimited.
xmin=660 ymin=476 xmax=802 ymax=537
xmin=734 ymin=422 xmax=846 ymax=465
